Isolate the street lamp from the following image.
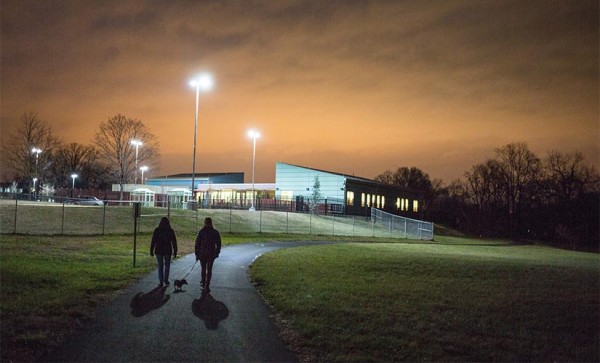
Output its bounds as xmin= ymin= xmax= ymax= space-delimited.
xmin=188 ymin=73 xmax=214 ymax=206
xmin=31 ymin=147 xmax=42 ymax=174
xmin=71 ymin=173 xmax=78 ymax=198
xmin=247 ymin=129 xmax=260 ymax=211
xmin=130 ymin=140 xmax=143 ymax=184
xmin=32 ymin=177 xmax=38 ymax=200
xmin=140 ymin=166 xmax=148 ymax=184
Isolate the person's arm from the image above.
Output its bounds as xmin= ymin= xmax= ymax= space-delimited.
xmin=215 ymin=231 xmax=222 ymax=257
xmin=172 ymin=229 xmax=178 ymax=257
xmin=150 ymin=229 xmax=157 ymax=256
xmin=194 ymin=230 xmax=201 ymax=260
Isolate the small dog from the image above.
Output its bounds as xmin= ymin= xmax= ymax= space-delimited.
xmin=173 ymin=279 xmax=188 ymax=292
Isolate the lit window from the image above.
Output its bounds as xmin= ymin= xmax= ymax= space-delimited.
xmin=413 ymin=200 xmax=419 ymax=212
xmin=346 ymin=191 xmax=354 ymax=206
xmin=396 ymin=197 xmax=400 ymax=209
xmin=361 ymin=193 xmax=365 ymax=207
xmin=382 ymin=196 xmax=385 ymax=209
xmin=376 ymin=195 xmax=380 ymax=208
xmin=367 ymin=194 xmax=371 ymax=207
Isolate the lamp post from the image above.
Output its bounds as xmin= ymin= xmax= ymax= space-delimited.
xmin=188 ymin=73 xmax=214 ymax=208
xmin=140 ymin=166 xmax=148 ymax=184
xmin=71 ymin=173 xmax=78 ymax=198
xmin=32 ymin=177 xmax=38 ymax=200
xmin=131 ymin=140 xmax=143 ymax=184
xmin=31 ymin=147 xmax=42 ymax=197
xmin=247 ymin=129 xmax=260 ymax=211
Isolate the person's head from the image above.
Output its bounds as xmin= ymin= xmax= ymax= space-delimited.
xmin=159 ymin=217 xmax=171 ymax=229
xmin=204 ymin=217 xmax=213 ymax=228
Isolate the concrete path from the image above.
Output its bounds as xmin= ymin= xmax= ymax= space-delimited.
xmin=45 ymin=242 xmax=321 ymax=362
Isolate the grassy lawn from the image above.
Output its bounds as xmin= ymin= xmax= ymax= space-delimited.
xmin=0 ymin=231 xmax=405 ymax=362
xmin=251 ymin=240 xmax=600 ymax=362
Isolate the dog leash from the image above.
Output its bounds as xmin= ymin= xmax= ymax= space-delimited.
xmin=181 ymin=259 xmax=198 ymax=280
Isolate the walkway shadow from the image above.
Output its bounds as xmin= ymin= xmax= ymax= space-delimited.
xmin=192 ymin=292 xmax=229 ymax=330
xmin=129 ymin=286 xmax=170 ymax=317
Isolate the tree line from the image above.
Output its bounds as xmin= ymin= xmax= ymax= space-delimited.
xmin=2 ymin=112 xmax=160 ymax=199
xmin=376 ymin=142 xmax=600 ymax=250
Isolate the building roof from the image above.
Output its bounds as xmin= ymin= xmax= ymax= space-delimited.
xmin=276 ymin=162 xmax=419 ymax=193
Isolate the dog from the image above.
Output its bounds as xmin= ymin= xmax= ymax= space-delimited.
xmin=173 ymin=279 xmax=188 ymax=292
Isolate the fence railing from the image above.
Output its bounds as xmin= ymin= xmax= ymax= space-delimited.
xmin=0 ymin=194 xmax=434 ymax=240
xmin=371 ymin=208 xmax=434 ymax=240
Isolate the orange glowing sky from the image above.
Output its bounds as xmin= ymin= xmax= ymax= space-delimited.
xmin=1 ymin=1 xmax=598 ymax=184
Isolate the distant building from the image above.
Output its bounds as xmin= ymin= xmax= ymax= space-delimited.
xmin=274 ymin=162 xmax=422 ymax=217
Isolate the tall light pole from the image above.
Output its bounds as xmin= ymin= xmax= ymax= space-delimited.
xmin=130 ymin=140 xmax=143 ymax=184
xmin=32 ymin=177 xmax=38 ymax=200
xmin=247 ymin=129 xmax=260 ymax=211
xmin=31 ymin=147 xmax=42 ymax=174
xmin=71 ymin=173 xmax=78 ymax=198
xmin=188 ymin=73 xmax=214 ymax=208
xmin=31 ymin=147 xmax=42 ymax=196
xmin=140 ymin=166 xmax=148 ymax=184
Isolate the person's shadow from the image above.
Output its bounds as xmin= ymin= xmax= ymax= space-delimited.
xmin=192 ymin=291 xmax=229 ymax=329
xmin=129 ymin=286 xmax=170 ymax=317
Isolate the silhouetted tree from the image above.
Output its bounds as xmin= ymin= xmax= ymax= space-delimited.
xmin=2 ymin=113 xmax=61 ymax=190
xmin=374 ymin=166 xmax=444 ymax=218
xmin=494 ymin=142 xmax=541 ymax=238
xmin=93 ymin=114 xmax=160 ymax=200
xmin=50 ymin=143 xmax=111 ymax=190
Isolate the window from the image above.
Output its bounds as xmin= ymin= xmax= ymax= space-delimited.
xmin=376 ymin=195 xmax=381 ymax=208
xmin=396 ymin=197 xmax=400 ymax=210
xmin=346 ymin=191 xmax=355 ymax=206
xmin=361 ymin=193 xmax=365 ymax=207
xmin=382 ymin=196 xmax=385 ymax=209
xmin=413 ymin=200 xmax=419 ymax=212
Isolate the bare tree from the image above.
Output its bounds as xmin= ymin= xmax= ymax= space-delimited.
xmin=50 ymin=143 xmax=111 ymax=190
xmin=2 ymin=113 xmax=61 ymax=189
xmin=494 ymin=142 xmax=541 ymax=237
xmin=374 ymin=166 xmax=445 ymax=215
xmin=93 ymin=114 xmax=160 ymax=200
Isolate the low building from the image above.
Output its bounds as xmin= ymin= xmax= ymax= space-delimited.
xmin=274 ymin=162 xmax=422 ymax=217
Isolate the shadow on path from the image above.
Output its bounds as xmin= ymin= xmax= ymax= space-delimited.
xmin=129 ymin=286 xmax=170 ymax=317
xmin=192 ymin=291 xmax=229 ymax=329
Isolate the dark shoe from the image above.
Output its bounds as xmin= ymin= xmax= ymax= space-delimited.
xmin=205 ymin=286 xmax=211 ymax=293
xmin=165 ymin=280 xmax=170 ymax=286
xmin=158 ymin=282 xmax=163 ymax=287
xmin=200 ymin=281 xmax=205 ymax=288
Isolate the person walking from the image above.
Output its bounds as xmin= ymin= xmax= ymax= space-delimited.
xmin=150 ymin=217 xmax=178 ymax=287
xmin=195 ymin=217 xmax=221 ymax=293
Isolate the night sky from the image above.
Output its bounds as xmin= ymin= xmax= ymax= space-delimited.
xmin=1 ymin=1 xmax=598 ymax=183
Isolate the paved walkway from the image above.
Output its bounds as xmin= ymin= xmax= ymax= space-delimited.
xmin=45 ymin=242 xmax=321 ymax=362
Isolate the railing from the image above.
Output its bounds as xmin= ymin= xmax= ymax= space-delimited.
xmin=0 ymin=194 xmax=433 ymax=240
xmin=371 ymin=208 xmax=434 ymax=240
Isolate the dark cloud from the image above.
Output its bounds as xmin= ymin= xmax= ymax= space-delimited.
xmin=1 ymin=0 xmax=597 ymax=182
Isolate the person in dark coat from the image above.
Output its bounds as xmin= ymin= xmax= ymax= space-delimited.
xmin=150 ymin=217 xmax=178 ymax=287
xmin=194 ymin=217 xmax=221 ymax=293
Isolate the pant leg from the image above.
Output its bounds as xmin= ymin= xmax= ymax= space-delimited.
xmin=164 ymin=254 xmax=172 ymax=282
xmin=199 ymin=255 xmax=208 ymax=285
xmin=205 ymin=256 xmax=215 ymax=287
xmin=156 ymin=254 xmax=164 ymax=283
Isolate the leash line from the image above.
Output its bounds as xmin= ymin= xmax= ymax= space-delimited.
xmin=181 ymin=259 xmax=198 ymax=280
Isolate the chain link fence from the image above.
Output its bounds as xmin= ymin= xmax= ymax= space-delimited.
xmin=0 ymin=193 xmax=434 ymax=240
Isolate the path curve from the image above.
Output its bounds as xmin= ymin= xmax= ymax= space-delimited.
xmin=45 ymin=242 xmax=325 ymax=362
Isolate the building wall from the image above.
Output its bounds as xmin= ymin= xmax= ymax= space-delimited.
xmin=275 ymin=162 xmax=422 ymax=217
xmin=275 ymin=162 xmax=346 ymax=202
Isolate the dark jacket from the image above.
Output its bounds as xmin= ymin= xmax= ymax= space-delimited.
xmin=195 ymin=226 xmax=221 ymax=258
xmin=150 ymin=226 xmax=178 ymax=256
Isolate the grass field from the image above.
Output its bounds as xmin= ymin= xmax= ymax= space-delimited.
xmin=251 ymin=241 xmax=599 ymax=362
xmin=1 ymin=204 xmax=598 ymax=362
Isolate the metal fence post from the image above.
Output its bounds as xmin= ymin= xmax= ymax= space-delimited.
xmin=61 ymin=201 xmax=66 ymax=235
xmin=229 ymin=209 xmax=232 ymax=233
xmin=102 ymin=203 xmax=107 ymax=235
xmin=13 ymin=197 xmax=18 ymax=234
